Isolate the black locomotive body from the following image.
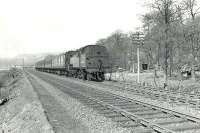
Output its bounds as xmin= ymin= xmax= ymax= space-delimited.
xmin=35 ymin=45 xmax=110 ymax=81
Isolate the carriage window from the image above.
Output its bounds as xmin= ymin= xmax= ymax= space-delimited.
xmin=97 ymin=51 xmax=101 ymax=55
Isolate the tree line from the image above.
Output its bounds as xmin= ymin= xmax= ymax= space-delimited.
xmin=96 ymin=0 xmax=200 ymax=83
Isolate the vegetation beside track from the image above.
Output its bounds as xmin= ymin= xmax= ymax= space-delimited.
xmin=0 ymin=68 xmax=21 ymax=105
xmin=0 ymin=69 xmax=54 ymax=133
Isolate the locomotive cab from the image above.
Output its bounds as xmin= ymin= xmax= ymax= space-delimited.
xmin=69 ymin=45 xmax=110 ymax=81
xmin=83 ymin=45 xmax=110 ymax=81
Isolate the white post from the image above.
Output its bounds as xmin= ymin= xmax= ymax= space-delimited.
xmin=137 ymin=47 xmax=140 ymax=83
xmin=132 ymin=62 xmax=135 ymax=73
xmin=22 ymin=58 xmax=24 ymax=70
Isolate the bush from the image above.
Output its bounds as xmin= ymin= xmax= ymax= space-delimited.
xmin=0 ymin=70 xmax=13 ymax=104
xmin=0 ymin=68 xmax=22 ymax=102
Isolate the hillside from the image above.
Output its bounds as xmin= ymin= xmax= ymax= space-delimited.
xmin=0 ymin=53 xmax=57 ymax=68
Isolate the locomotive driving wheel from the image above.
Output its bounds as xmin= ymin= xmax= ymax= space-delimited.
xmin=96 ymin=72 xmax=105 ymax=81
xmin=82 ymin=71 xmax=87 ymax=80
xmin=86 ymin=73 xmax=92 ymax=81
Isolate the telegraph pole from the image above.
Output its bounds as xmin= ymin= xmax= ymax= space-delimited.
xmin=131 ymin=31 xmax=144 ymax=83
xmin=130 ymin=34 xmax=135 ymax=73
xmin=137 ymin=43 xmax=140 ymax=83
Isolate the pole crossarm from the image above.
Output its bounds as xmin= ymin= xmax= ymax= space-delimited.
xmin=130 ymin=32 xmax=145 ymax=46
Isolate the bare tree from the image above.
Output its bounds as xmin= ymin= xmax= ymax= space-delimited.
xmin=147 ymin=0 xmax=177 ymax=84
xmin=184 ymin=0 xmax=200 ymax=20
xmin=111 ymin=30 xmax=128 ymax=69
xmin=183 ymin=0 xmax=200 ymax=80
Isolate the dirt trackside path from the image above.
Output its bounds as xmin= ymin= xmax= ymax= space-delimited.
xmin=26 ymin=72 xmax=89 ymax=133
xmin=0 ymin=69 xmax=54 ymax=133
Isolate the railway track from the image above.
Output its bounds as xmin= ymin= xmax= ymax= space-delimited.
xmin=94 ymin=80 xmax=200 ymax=109
xmin=35 ymin=70 xmax=200 ymax=108
xmin=28 ymin=70 xmax=200 ymax=133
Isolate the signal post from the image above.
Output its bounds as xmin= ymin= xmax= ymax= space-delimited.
xmin=130 ymin=32 xmax=144 ymax=83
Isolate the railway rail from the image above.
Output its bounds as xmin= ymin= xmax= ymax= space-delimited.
xmin=27 ymin=70 xmax=200 ymax=133
xmin=95 ymin=80 xmax=200 ymax=109
xmin=50 ymin=75 xmax=200 ymax=109
xmin=35 ymin=68 xmax=200 ymax=109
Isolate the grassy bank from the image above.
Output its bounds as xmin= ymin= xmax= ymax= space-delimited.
xmin=0 ymin=68 xmax=21 ymax=104
xmin=0 ymin=69 xmax=54 ymax=133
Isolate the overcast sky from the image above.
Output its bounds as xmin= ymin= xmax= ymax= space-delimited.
xmin=0 ymin=0 xmax=148 ymax=58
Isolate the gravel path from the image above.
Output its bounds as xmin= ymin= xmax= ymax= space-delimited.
xmin=26 ymin=70 xmax=130 ymax=133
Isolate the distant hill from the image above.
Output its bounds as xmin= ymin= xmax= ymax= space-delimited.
xmin=0 ymin=52 xmax=58 ymax=68
xmin=0 ymin=58 xmax=13 ymax=68
xmin=15 ymin=53 xmax=58 ymax=66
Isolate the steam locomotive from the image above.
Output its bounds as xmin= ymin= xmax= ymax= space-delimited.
xmin=35 ymin=45 xmax=110 ymax=81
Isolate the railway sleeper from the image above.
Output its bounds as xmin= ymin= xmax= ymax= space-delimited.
xmin=142 ymin=113 xmax=171 ymax=120
xmin=101 ymin=99 xmax=124 ymax=103
xmin=131 ymin=128 xmax=154 ymax=133
xmin=105 ymin=113 xmax=124 ymax=118
xmin=166 ymin=123 xmax=200 ymax=132
xmin=98 ymin=110 xmax=117 ymax=115
xmin=104 ymin=100 xmax=132 ymax=104
xmin=103 ymin=101 xmax=132 ymax=105
xmin=112 ymin=117 xmax=132 ymax=122
xmin=188 ymin=100 xmax=199 ymax=105
xmin=120 ymin=121 xmax=140 ymax=128
xmin=113 ymin=103 xmax=138 ymax=107
xmin=119 ymin=105 xmax=146 ymax=110
xmin=155 ymin=118 xmax=188 ymax=125
xmin=98 ymin=98 xmax=120 ymax=101
xmin=119 ymin=107 xmax=146 ymax=111
xmin=93 ymin=106 xmax=110 ymax=110
xmin=134 ymin=110 xmax=162 ymax=116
